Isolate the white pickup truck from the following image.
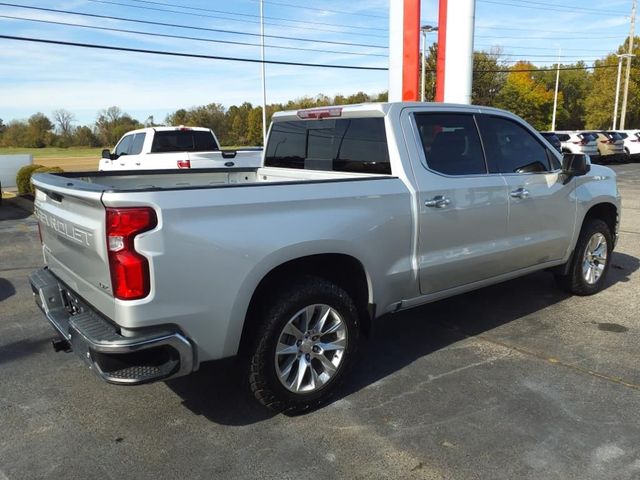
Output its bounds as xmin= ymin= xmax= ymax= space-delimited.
xmin=30 ymin=102 xmax=620 ymax=413
xmin=98 ymin=126 xmax=263 ymax=171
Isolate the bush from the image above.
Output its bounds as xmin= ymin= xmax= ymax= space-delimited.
xmin=16 ymin=164 xmax=63 ymax=195
xmin=16 ymin=164 xmax=44 ymax=195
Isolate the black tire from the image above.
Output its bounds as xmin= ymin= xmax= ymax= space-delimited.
xmin=555 ymin=219 xmax=613 ymax=295
xmin=247 ymin=275 xmax=359 ymax=413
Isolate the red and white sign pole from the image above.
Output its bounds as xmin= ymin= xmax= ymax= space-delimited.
xmin=389 ymin=0 xmax=420 ymax=102
xmin=389 ymin=0 xmax=475 ymax=104
xmin=435 ymin=0 xmax=475 ymax=103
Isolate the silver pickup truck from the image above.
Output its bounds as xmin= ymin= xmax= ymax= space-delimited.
xmin=30 ymin=102 xmax=620 ymax=413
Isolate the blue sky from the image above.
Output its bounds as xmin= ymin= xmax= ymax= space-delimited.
xmin=0 ymin=0 xmax=634 ymax=125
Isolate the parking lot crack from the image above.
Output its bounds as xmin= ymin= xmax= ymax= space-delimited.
xmin=475 ymin=335 xmax=640 ymax=393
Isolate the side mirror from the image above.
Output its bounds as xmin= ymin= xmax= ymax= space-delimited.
xmin=101 ymin=149 xmax=112 ymax=160
xmin=562 ymin=153 xmax=590 ymax=181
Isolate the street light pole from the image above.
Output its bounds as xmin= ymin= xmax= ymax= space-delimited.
xmin=613 ymin=53 xmax=635 ymax=130
xmin=260 ymin=0 xmax=267 ymax=146
xmin=551 ymin=47 xmax=561 ymax=131
xmin=420 ymin=25 xmax=438 ymax=102
xmin=619 ymin=0 xmax=636 ymax=130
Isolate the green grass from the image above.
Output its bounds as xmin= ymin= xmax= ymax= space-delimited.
xmin=0 ymin=147 xmax=102 ymax=158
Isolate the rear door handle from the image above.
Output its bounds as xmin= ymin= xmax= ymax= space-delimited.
xmin=510 ymin=188 xmax=530 ymax=199
xmin=425 ymin=195 xmax=451 ymax=208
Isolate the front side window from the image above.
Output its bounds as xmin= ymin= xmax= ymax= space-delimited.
xmin=264 ymin=118 xmax=390 ymax=174
xmin=477 ymin=116 xmax=551 ymax=174
xmin=129 ymin=133 xmax=146 ymax=155
xmin=414 ymin=113 xmax=486 ymax=175
xmin=115 ymin=134 xmax=133 ymax=156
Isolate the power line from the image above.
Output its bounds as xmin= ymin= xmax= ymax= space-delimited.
xmin=0 ymin=2 xmax=388 ymax=49
xmin=0 ymin=15 xmax=386 ymax=57
xmin=122 ymin=0 xmax=388 ymax=32
xmin=475 ymin=44 xmax=619 ymax=52
xmin=0 ymin=34 xmax=622 ymax=75
xmin=476 ymin=33 xmax=626 ymax=40
xmin=476 ymin=25 xmax=625 ymax=35
xmin=244 ymin=0 xmax=387 ymax=20
xmin=481 ymin=0 xmax=617 ymax=15
xmin=478 ymin=0 xmax=626 ymax=17
xmin=84 ymin=0 xmax=388 ymax=38
xmin=479 ymin=64 xmax=619 ymax=73
xmin=0 ymin=34 xmax=389 ymax=70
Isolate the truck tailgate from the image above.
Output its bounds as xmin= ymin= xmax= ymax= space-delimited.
xmin=188 ymin=150 xmax=262 ymax=169
xmin=32 ymin=178 xmax=115 ymax=316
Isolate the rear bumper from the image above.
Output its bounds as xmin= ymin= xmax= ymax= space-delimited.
xmin=29 ymin=268 xmax=195 ymax=385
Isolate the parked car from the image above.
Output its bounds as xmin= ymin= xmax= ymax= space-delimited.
xmin=618 ymin=130 xmax=640 ymax=161
xmin=555 ymin=131 xmax=599 ymax=162
xmin=590 ymin=131 xmax=626 ymax=163
xmin=539 ymin=131 xmax=562 ymax=152
xmin=30 ymin=102 xmax=620 ymax=413
xmin=99 ymin=126 xmax=263 ymax=171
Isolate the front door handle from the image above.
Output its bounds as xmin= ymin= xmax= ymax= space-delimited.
xmin=510 ymin=188 xmax=530 ymax=199
xmin=425 ymin=195 xmax=451 ymax=208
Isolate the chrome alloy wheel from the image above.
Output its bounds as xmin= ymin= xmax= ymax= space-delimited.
xmin=274 ymin=304 xmax=347 ymax=393
xmin=582 ymin=232 xmax=608 ymax=285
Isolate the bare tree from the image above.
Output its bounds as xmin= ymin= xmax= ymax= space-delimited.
xmin=52 ymin=109 xmax=76 ymax=136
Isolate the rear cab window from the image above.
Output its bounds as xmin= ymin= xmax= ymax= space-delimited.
xmin=151 ymin=130 xmax=219 ymax=153
xmin=264 ymin=118 xmax=391 ymax=174
xmin=413 ymin=113 xmax=486 ymax=176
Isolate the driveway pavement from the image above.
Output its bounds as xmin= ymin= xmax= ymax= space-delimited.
xmin=1 ymin=165 xmax=639 ymax=480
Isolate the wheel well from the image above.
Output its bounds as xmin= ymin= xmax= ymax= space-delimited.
xmin=239 ymin=254 xmax=372 ymax=354
xmin=584 ymin=203 xmax=617 ymax=237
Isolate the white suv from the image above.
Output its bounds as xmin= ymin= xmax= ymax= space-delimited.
xmin=555 ymin=131 xmax=599 ymax=162
xmin=619 ymin=130 xmax=640 ymax=161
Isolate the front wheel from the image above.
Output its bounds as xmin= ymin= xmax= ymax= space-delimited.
xmin=555 ymin=219 xmax=613 ymax=295
xmin=247 ymin=276 xmax=359 ymax=413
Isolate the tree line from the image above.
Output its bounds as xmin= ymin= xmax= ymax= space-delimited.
xmin=0 ymin=37 xmax=637 ymax=149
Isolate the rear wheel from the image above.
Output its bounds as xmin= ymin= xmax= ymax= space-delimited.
xmin=555 ymin=219 xmax=612 ymax=295
xmin=247 ymin=276 xmax=359 ymax=413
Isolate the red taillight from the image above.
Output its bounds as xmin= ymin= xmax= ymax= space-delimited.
xmin=106 ymin=207 xmax=157 ymax=300
xmin=177 ymin=160 xmax=191 ymax=169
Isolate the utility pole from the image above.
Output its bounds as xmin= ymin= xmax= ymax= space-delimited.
xmin=260 ymin=0 xmax=267 ymax=146
xmin=551 ymin=47 xmax=561 ymax=131
xmin=619 ymin=0 xmax=636 ymax=130
xmin=613 ymin=55 xmax=625 ymax=130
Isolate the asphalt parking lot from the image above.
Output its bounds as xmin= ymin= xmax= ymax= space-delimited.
xmin=1 ymin=165 xmax=639 ymax=480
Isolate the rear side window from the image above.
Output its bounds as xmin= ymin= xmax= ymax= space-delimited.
xmin=557 ymin=133 xmax=570 ymax=142
xmin=477 ymin=115 xmax=551 ymax=174
xmin=151 ymin=130 xmax=219 ymax=153
xmin=115 ymin=134 xmax=134 ymax=156
xmin=414 ymin=113 xmax=486 ymax=175
xmin=130 ymin=133 xmax=146 ymax=155
xmin=264 ymin=118 xmax=391 ymax=174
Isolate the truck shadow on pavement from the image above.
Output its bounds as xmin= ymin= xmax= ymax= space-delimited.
xmin=166 ymin=251 xmax=639 ymax=425
xmin=0 ymin=278 xmax=16 ymax=302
